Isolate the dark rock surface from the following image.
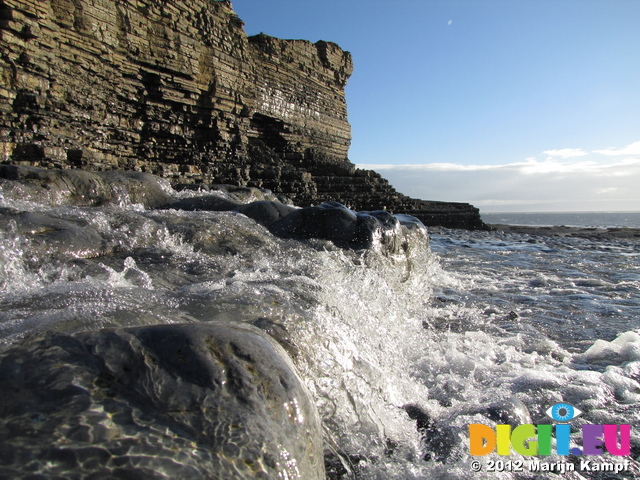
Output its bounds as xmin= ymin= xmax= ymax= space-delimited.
xmin=404 ymin=397 xmax=531 ymax=462
xmin=0 ymin=0 xmax=486 ymax=230
xmin=0 ymin=322 xmax=325 ymax=479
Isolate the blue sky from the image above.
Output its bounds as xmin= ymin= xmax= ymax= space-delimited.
xmin=232 ymin=0 xmax=640 ymax=212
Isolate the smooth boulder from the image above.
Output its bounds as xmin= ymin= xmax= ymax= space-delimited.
xmin=0 ymin=322 xmax=325 ymax=479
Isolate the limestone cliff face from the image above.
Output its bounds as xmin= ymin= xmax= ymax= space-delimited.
xmin=0 ymin=0 xmax=351 ymax=176
xmin=0 ymin=0 xmax=484 ymax=229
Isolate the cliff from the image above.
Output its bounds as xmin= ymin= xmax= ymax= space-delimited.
xmin=0 ymin=0 xmax=485 ymax=229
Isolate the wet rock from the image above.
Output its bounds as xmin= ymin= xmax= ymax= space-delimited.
xmin=0 ymin=166 xmax=174 ymax=208
xmin=353 ymin=210 xmax=403 ymax=252
xmin=269 ymin=202 xmax=359 ymax=245
xmin=403 ymin=404 xmax=460 ymax=462
xmin=267 ymin=202 xmax=420 ymax=253
xmin=1 ymin=166 xmax=429 ymax=253
xmin=163 ymin=194 xmax=241 ymax=212
xmin=167 ymin=194 xmax=430 ymax=253
xmin=250 ymin=317 xmax=300 ymax=359
xmin=164 ymin=198 xmax=390 ymax=249
xmin=395 ymin=214 xmax=428 ymax=233
xmin=1 ymin=210 xmax=109 ymax=259
xmin=0 ymin=323 xmax=325 ymax=479
xmin=236 ymin=201 xmax=299 ymax=228
xmin=485 ymin=397 xmax=532 ymax=427
xmin=164 ymin=195 xmax=427 ymax=253
xmin=163 ymin=194 xmax=298 ymax=228
xmin=404 ymin=397 xmax=532 ymax=462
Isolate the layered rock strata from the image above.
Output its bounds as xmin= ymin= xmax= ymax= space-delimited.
xmin=0 ymin=0 xmax=351 ymax=185
xmin=0 ymin=0 xmax=484 ymax=229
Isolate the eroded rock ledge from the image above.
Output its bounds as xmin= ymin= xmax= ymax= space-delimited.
xmin=0 ymin=0 xmax=485 ymax=229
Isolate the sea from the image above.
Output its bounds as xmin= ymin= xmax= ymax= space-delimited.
xmin=481 ymin=212 xmax=640 ymax=229
xmin=1 ymin=177 xmax=639 ymax=479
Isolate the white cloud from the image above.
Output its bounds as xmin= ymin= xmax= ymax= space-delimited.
xmin=355 ymin=141 xmax=640 ymax=212
xmin=361 ymin=162 xmax=501 ymax=172
xmin=519 ymin=158 xmax=598 ymax=175
xmin=361 ymin=156 xmax=640 ymax=176
xmin=543 ymin=148 xmax=588 ymax=159
xmin=593 ymin=141 xmax=640 ymax=156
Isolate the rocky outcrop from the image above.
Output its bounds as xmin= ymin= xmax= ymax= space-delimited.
xmin=0 ymin=0 xmax=485 ymax=229
xmin=299 ymin=167 xmax=486 ymax=230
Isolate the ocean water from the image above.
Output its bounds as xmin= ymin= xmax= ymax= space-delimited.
xmin=1 ymin=178 xmax=639 ymax=479
xmin=481 ymin=212 xmax=640 ymax=229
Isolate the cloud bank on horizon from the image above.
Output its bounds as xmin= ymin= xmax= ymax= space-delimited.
xmin=357 ymin=141 xmax=640 ymax=213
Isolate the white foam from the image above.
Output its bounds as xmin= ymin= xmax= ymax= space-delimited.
xmin=578 ymin=330 xmax=640 ymax=363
